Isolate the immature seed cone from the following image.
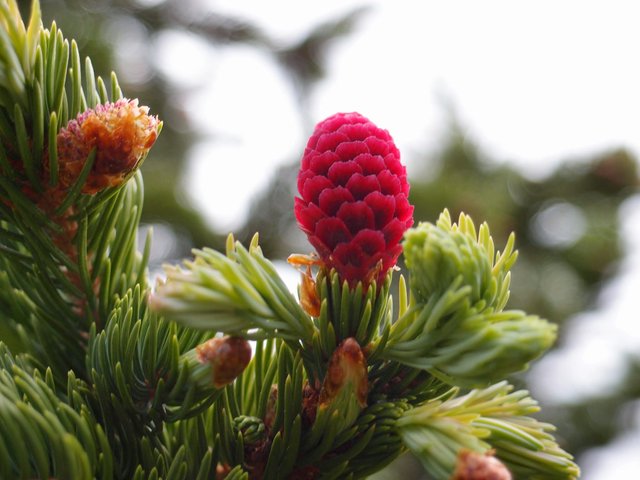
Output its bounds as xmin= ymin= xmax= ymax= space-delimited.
xmin=295 ymin=112 xmax=413 ymax=287
xmin=54 ymin=98 xmax=160 ymax=194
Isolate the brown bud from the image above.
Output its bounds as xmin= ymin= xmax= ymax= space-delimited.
xmin=301 ymin=380 xmax=320 ymax=427
xmin=196 ymin=336 xmax=251 ymax=388
xmin=452 ymin=450 xmax=512 ymax=480
xmin=215 ymin=463 xmax=231 ymax=479
xmin=263 ymin=384 xmax=278 ymax=432
xmin=319 ymin=337 xmax=368 ymax=408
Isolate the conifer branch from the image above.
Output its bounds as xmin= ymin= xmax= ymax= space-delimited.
xmin=0 ymin=343 xmax=113 ymax=479
xmin=382 ymin=210 xmax=557 ymax=386
xmin=397 ymin=381 xmax=580 ymax=479
xmin=150 ymin=234 xmax=317 ymax=350
xmin=0 ymin=2 xmax=580 ymax=478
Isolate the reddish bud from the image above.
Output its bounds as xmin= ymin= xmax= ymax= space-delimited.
xmin=263 ymin=384 xmax=279 ymax=432
xmin=320 ymin=337 xmax=368 ymax=408
xmin=216 ymin=463 xmax=231 ymax=479
xmin=196 ymin=336 xmax=252 ymax=388
xmin=301 ymin=380 xmax=320 ymax=427
xmin=452 ymin=450 xmax=512 ymax=480
xmin=295 ymin=112 xmax=413 ymax=287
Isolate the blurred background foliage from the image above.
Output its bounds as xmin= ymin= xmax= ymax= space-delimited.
xmin=21 ymin=0 xmax=640 ymax=477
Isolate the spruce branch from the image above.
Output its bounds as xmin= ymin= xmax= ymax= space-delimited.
xmin=0 ymin=3 xmax=581 ymax=478
xmin=0 ymin=0 xmax=160 ymax=380
xmin=405 ymin=209 xmax=517 ymax=310
xmin=150 ymin=233 xmax=316 ymax=346
xmin=383 ymin=210 xmax=557 ymax=386
xmin=315 ymin=268 xmax=392 ymax=352
xmin=397 ymin=381 xmax=579 ymax=479
xmin=0 ymin=342 xmax=113 ymax=479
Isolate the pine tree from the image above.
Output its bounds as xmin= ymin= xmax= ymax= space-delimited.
xmin=0 ymin=2 xmax=580 ymax=478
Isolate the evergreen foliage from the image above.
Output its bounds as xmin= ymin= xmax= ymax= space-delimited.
xmin=0 ymin=2 xmax=580 ymax=478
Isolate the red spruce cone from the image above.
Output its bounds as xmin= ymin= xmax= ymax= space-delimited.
xmin=295 ymin=112 xmax=413 ymax=287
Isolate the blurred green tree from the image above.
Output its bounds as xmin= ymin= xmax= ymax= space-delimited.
xmin=408 ymin=125 xmax=638 ymax=324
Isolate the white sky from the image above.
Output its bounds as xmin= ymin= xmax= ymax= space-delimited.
xmin=152 ymin=1 xmax=640 ymax=477
xmin=176 ymin=0 xmax=640 ymax=231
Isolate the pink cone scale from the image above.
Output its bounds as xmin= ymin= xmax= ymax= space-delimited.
xmin=295 ymin=112 xmax=414 ymax=287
